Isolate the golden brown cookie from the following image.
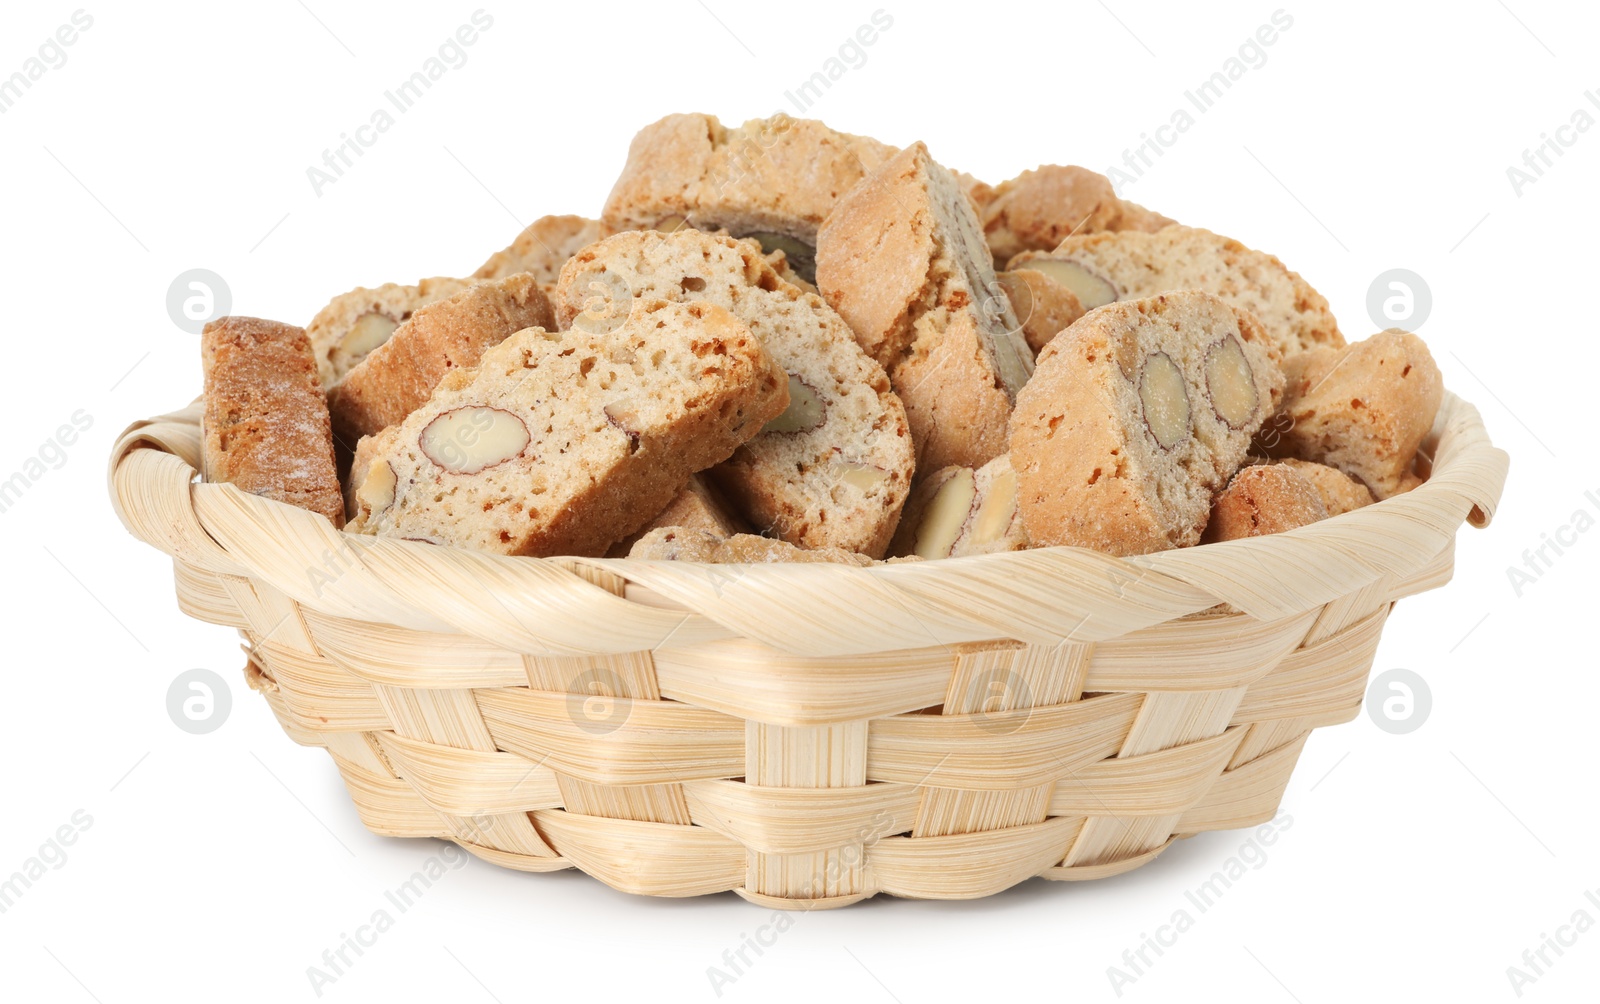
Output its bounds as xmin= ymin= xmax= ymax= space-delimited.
xmin=1009 ymin=292 xmax=1284 ymax=555
xmin=979 ymin=165 xmax=1175 ymax=262
xmin=995 ymin=269 xmax=1085 ymax=356
xmin=816 ymin=141 xmax=1033 ymax=472
xmin=1202 ymin=464 xmax=1330 ymax=542
xmin=307 ymin=277 xmax=477 ymax=387
xmin=1012 ymin=225 xmax=1343 ymax=357
xmin=326 ymin=274 xmax=555 ymax=450
xmin=472 ymin=215 xmax=605 ymax=294
xmin=888 ymin=454 xmax=1027 ymax=559
xmin=202 ymin=316 xmax=344 ymax=526
xmin=347 ymin=300 xmax=787 ymax=556
xmin=1260 ymin=329 xmax=1443 ymax=499
xmin=1256 ymin=458 xmax=1375 ymax=516
xmin=605 ymin=475 xmax=746 ymax=558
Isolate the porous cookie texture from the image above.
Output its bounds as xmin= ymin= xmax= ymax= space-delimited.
xmin=816 ymin=141 xmax=1033 ymax=472
xmin=995 ymin=269 xmax=1085 ymax=356
xmin=347 ymin=300 xmax=787 ymax=557
xmin=628 ymin=526 xmax=874 ymax=566
xmin=601 ymin=112 xmax=898 ymax=286
xmin=1010 ymin=291 xmax=1285 ymax=556
xmin=979 ymin=164 xmax=1175 ymax=263
xmin=1262 ymin=329 xmax=1443 ymax=499
xmin=327 ymin=274 xmax=555 ymax=449
xmin=554 ymin=229 xmax=914 ymax=557
xmin=888 ymin=454 xmax=1028 ymax=559
xmin=1013 ymin=225 xmax=1343 ymax=357
xmin=1202 ymin=464 xmax=1330 ymax=543
xmin=202 ymin=316 xmax=344 ymax=526
xmin=473 ymin=215 xmax=606 ymax=294
xmin=605 ymin=474 xmax=745 ymax=558
xmin=307 ymin=276 xmax=477 ymax=387
xmin=1253 ymin=458 xmax=1375 ymax=516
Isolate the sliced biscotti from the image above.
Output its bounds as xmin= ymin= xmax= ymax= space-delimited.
xmin=202 ymin=316 xmax=344 ymax=526
xmin=554 ymin=229 xmax=914 ymax=557
xmin=605 ymin=474 xmax=746 ymax=558
xmin=602 ymin=112 xmax=898 ymax=286
xmin=979 ymin=164 xmax=1175 ymax=263
xmin=473 ymin=215 xmax=605 ymax=294
xmin=816 ymin=142 xmax=1033 ymax=472
xmin=628 ymin=526 xmax=874 ymax=566
xmin=347 ymin=300 xmax=787 ymax=556
xmin=307 ymin=276 xmax=477 ymax=387
xmin=1202 ymin=464 xmax=1329 ymax=543
xmin=1261 ymin=329 xmax=1442 ymax=499
xmin=327 ymin=274 xmax=555 ymax=449
xmin=1011 ymin=226 xmax=1343 ymax=357
xmin=888 ymin=454 xmax=1028 ymax=559
xmin=1010 ymin=292 xmax=1285 ymax=556
xmin=995 ymin=269 xmax=1084 ymax=356
xmin=1250 ymin=458 xmax=1375 ymax=516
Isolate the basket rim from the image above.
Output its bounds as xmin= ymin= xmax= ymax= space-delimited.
xmin=108 ymin=389 xmax=1508 ymax=657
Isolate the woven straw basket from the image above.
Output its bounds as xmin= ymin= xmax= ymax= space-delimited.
xmin=110 ymin=391 xmax=1506 ymax=907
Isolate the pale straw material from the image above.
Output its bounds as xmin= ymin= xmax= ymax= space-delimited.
xmin=109 ymin=391 xmax=1507 ymax=906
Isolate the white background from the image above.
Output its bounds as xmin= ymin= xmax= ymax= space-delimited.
xmin=2 ymin=1 xmax=1596 ymax=1001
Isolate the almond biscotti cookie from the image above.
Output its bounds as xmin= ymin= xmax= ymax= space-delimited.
xmin=202 ymin=316 xmax=344 ymax=526
xmin=605 ymin=474 xmax=746 ymax=558
xmin=979 ymin=165 xmax=1176 ymax=263
xmin=307 ymin=276 xmax=477 ymax=387
xmin=994 ymin=269 xmax=1084 ymax=356
xmin=327 ymin=274 xmax=555 ymax=449
xmin=554 ymin=229 xmax=914 ymax=557
xmin=1010 ymin=292 xmax=1285 ymax=556
xmin=816 ymin=142 xmax=1033 ymax=472
xmin=888 ymin=454 xmax=1028 ymax=559
xmin=348 ymin=300 xmax=787 ymax=556
xmin=601 ymin=113 xmax=898 ymax=286
xmin=472 ymin=215 xmax=605 ymax=294
xmin=1011 ymin=226 xmax=1343 ymax=357
xmin=627 ymin=526 xmax=873 ymax=566
xmin=1262 ymin=329 xmax=1442 ymax=499
xmin=1202 ymin=464 xmax=1329 ymax=543
xmin=1252 ymin=458 xmax=1375 ymax=516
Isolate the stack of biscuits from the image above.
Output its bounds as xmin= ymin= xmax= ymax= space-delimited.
xmin=201 ymin=112 xmax=1444 ymax=566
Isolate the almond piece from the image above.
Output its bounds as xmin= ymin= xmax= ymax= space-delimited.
xmin=1015 ymin=257 xmax=1118 ymax=309
xmin=913 ymin=467 xmax=978 ymax=558
xmin=968 ymin=462 xmax=1019 ymax=547
xmin=833 ymin=459 xmax=889 ymax=493
xmin=763 ymin=374 xmax=827 ymax=433
xmin=329 ymin=312 xmax=398 ymax=373
xmin=355 ymin=458 xmax=397 ymax=515
xmin=418 ymin=407 xmax=530 ymax=474
xmin=1138 ymin=351 xmax=1192 ymax=450
xmin=1204 ymin=335 xmax=1260 ymax=428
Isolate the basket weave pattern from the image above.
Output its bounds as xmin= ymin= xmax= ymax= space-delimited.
xmin=110 ymin=393 xmax=1506 ymax=906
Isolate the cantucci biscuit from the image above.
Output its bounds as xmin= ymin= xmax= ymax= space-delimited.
xmin=817 ymin=141 xmax=1034 ymax=472
xmin=307 ymin=276 xmax=478 ymax=387
xmin=888 ymin=454 xmax=1027 ymax=559
xmin=327 ymin=274 xmax=555 ymax=449
xmin=554 ymin=229 xmax=913 ymax=557
xmin=202 ymin=316 xmax=344 ymax=526
xmin=995 ymin=269 xmax=1085 ymax=356
xmin=602 ymin=112 xmax=898 ymax=286
xmin=472 ymin=215 xmax=606 ymax=294
xmin=627 ymin=526 xmax=874 ymax=566
xmin=1261 ymin=329 xmax=1442 ymax=499
xmin=348 ymin=300 xmax=787 ymax=556
xmin=1011 ymin=225 xmax=1343 ymax=356
xmin=1202 ymin=464 xmax=1329 ymax=543
xmin=605 ymin=474 xmax=746 ymax=558
xmin=1252 ymin=458 xmax=1375 ymax=516
xmin=979 ymin=164 xmax=1175 ymax=262
xmin=1010 ymin=291 xmax=1284 ymax=556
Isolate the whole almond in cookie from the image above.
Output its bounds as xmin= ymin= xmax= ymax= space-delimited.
xmin=889 ymin=454 xmax=1028 ymax=559
xmin=348 ymin=300 xmax=787 ymax=557
xmin=307 ymin=276 xmax=478 ymax=387
xmin=1009 ymin=291 xmax=1284 ymax=556
xmin=554 ymin=229 xmax=914 ymax=558
xmin=817 ymin=141 xmax=1034 ymax=472
xmin=1012 ymin=225 xmax=1344 ymax=357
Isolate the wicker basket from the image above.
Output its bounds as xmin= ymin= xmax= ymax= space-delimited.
xmin=109 ymin=391 xmax=1506 ymax=907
